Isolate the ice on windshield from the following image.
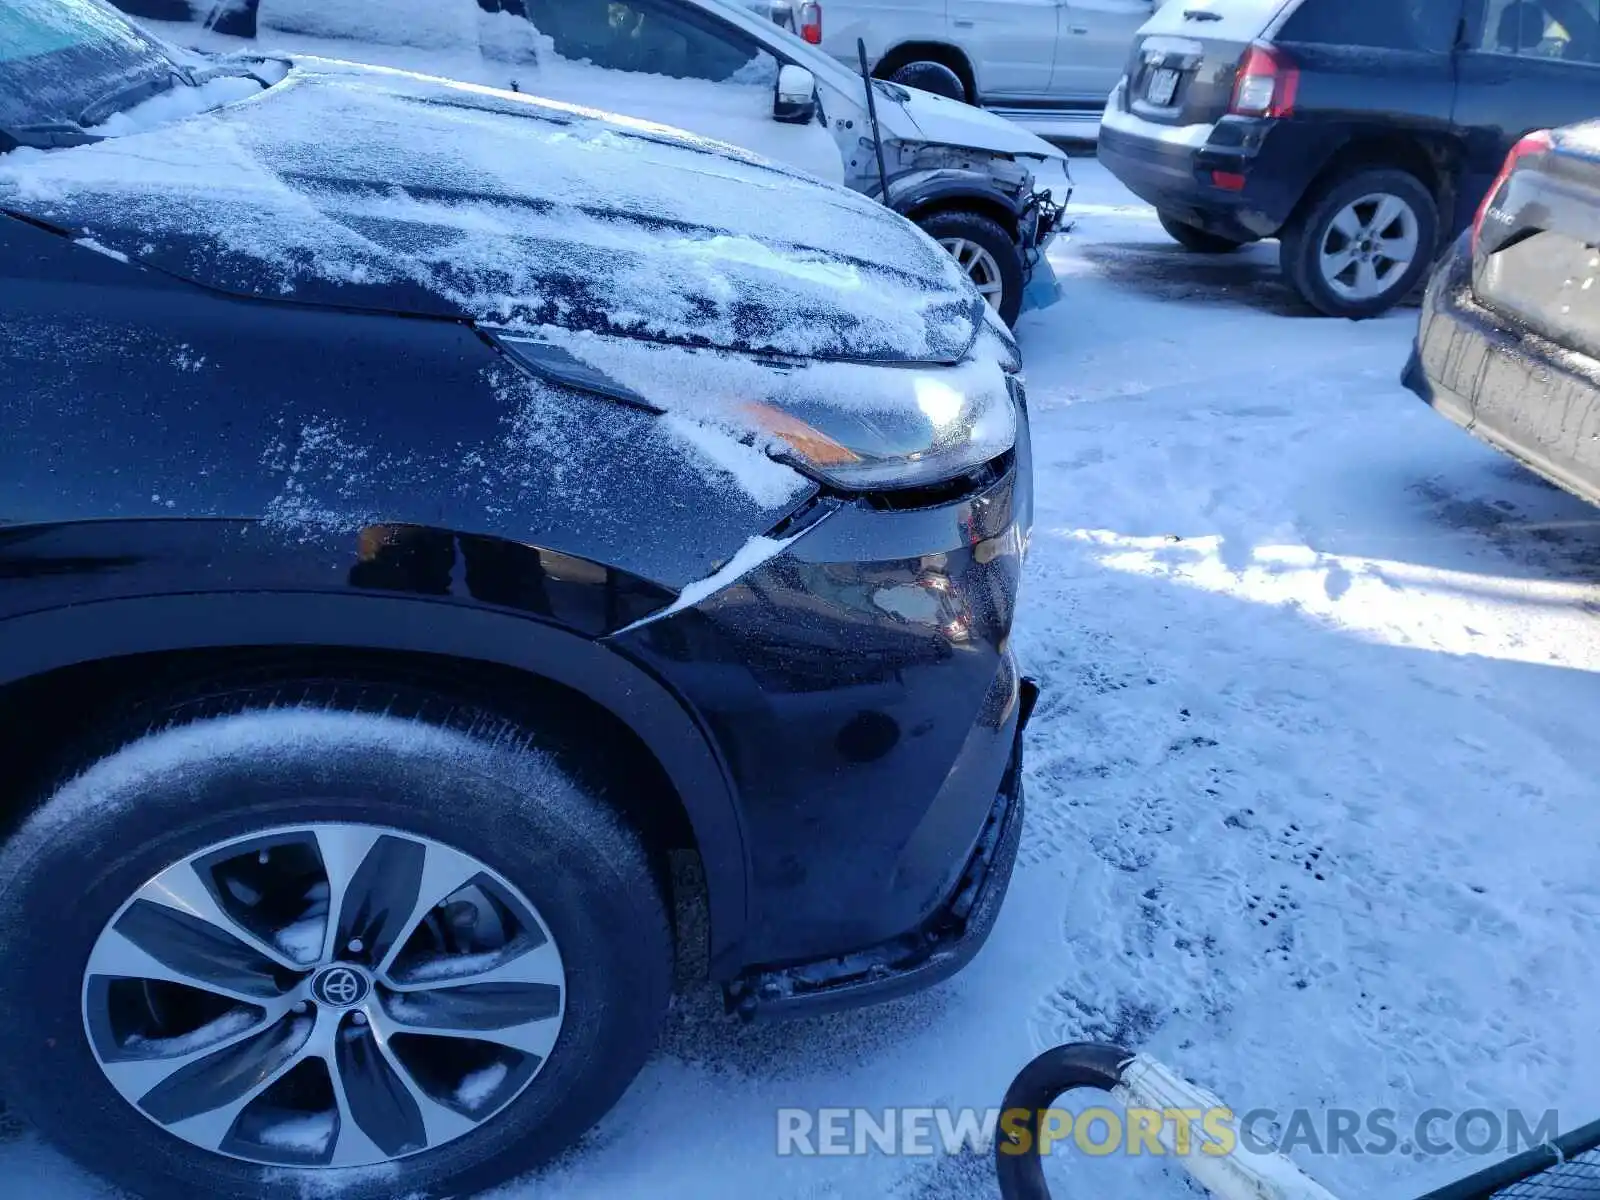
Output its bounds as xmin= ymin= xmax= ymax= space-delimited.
xmin=0 ymin=0 xmax=144 ymax=62
xmin=0 ymin=0 xmax=174 ymax=130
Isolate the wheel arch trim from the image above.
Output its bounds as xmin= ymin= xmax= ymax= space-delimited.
xmin=1286 ymin=128 xmax=1459 ymax=235
xmin=893 ymin=171 xmax=1026 ymax=236
xmin=0 ymin=590 xmax=751 ymax=975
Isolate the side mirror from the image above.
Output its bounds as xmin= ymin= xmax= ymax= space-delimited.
xmin=774 ymin=65 xmax=819 ymax=124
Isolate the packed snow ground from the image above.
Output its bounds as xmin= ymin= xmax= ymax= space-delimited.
xmin=8 ymin=162 xmax=1600 ymax=1200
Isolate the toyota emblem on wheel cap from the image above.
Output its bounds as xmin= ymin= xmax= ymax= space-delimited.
xmin=312 ymin=965 xmax=371 ymax=1008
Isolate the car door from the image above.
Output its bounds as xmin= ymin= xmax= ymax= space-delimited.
xmin=945 ymin=0 xmax=1060 ymax=97
xmin=519 ymin=0 xmax=846 ymax=182
xmin=1053 ymin=0 xmax=1153 ymax=104
xmin=822 ymin=0 xmax=950 ymax=67
xmin=1453 ymin=0 xmax=1600 ymax=228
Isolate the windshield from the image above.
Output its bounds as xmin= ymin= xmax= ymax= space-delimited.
xmin=0 ymin=0 xmax=177 ymax=133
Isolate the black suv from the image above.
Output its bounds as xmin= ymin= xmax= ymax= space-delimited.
xmin=1099 ymin=0 xmax=1600 ymax=317
xmin=0 ymin=2 xmax=1034 ymax=1197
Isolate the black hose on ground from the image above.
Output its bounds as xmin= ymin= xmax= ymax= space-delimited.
xmin=995 ymin=1042 xmax=1133 ymax=1200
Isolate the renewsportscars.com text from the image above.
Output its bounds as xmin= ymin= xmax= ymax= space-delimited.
xmin=777 ymin=1105 xmax=1561 ymax=1159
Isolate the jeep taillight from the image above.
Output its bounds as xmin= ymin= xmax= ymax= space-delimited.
xmin=799 ymin=1 xmax=822 ymax=44
xmin=1228 ymin=43 xmax=1298 ymax=119
xmin=1472 ymin=129 xmax=1554 ymax=254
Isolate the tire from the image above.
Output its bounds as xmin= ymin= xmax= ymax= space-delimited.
xmin=1157 ymin=211 xmax=1248 ymax=254
xmin=0 ymin=684 xmax=672 ymax=1200
xmin=887 ymin=60 xmax=969 ymax=103
xmin=917 ymin=210 xmax=1026 ymax=327
xmin=1279 ymin=168 xmax=1439 ymax=318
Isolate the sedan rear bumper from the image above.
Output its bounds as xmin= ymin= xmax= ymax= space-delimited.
xmin=1407 ymin=233 xmax=1600 ymax=506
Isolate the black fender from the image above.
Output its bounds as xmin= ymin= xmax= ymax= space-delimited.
xmin=888 ymin=169 xmax=1027 ymax=235
xmin=0 ymin=590 xmax=752 ymax=976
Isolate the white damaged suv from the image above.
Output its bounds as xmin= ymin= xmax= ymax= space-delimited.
xmin=119 ymin=0 xmax=1073 ymax=324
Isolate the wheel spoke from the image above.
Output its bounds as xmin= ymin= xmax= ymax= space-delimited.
xmin=92 ymin=900 xmax=287 ymax=1001
xmin=378 ymin=978 xmax=561 ymax=1061
xmin=390 ymin=1006 xmax=559 ymax=1061
xmin=1320 ymin=247 xmax=1357 ymax=283
xmin=330 ymin=1022 xmax=429 ymax=1157
xmin=366 ymin=1021 xmax=480 ymax=1144
xmin=407 ymin=1076 xmax=477 ymax=1146
xmin=373 ymin=839 xmax=491 ymax=979
xmin=1371 ymin=194 xmax=1407 ymax=237
xmin=1355 ymin=257 xmax=1382 ymax=297
xmin=316 ymin=826 xmax=461 ymax=969
xmin=1377 ymin=229 xmax=1417 ymax=264
xmin=1329 ymin=204 xmax=1363 ymax=240
xmin=96 ymin=999 xmax=293 ymax=1096
xmin=325 ymin=1057 xmax=392 ymax=1168
xmin=143 ymin=861 xmax=304 ymax=972
xmin=385 ymin=936 xmax=563 ymax=992
xmin=135 ymin=1009 xmax=317 ymax=1133
xmin=942 ymin=237 xmax=987 ymax=275
xmin=311 ymin=825 xmax=380 ymax=961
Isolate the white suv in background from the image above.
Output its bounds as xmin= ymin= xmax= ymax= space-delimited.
xmin=819 ymin=0 xmax=1167 ymax=136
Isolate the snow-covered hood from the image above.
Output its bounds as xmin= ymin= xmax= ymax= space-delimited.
xmin=891 ymin=85 xmax=1067 ymax=163
xmin=0 ymin=58 xmax=986 ymax=364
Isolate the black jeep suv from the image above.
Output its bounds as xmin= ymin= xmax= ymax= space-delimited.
xmin=1099 ymin=0 xmax=1600 ymax=318
xmin=0 ymin=2 xmax=1034 ymax=1197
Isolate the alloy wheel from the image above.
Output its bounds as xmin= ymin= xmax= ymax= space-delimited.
xmin=939 ymin=236 xmax=1006 ymax=310
xmin=81 ymin=823 xmax=566 ymax=1169
xmin=1316 ymin=192 xmax=1420 ymax=302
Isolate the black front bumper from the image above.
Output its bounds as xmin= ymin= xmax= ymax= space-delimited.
xmin=724 ymin=676 xmax=1033 ymax=1019
xmin=611 ymin=427 xmax=1034 ymax=988
xmin=1406 ymin=233 xmax=1600 ymax=507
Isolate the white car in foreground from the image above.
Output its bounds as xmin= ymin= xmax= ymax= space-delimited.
xmin=123 ymin=0 xmax=1074 ymax=323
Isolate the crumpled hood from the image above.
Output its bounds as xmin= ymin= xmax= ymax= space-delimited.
xmin=894 ymin=85 xmax=1068 ymax=164
xmin=0 ymin=58 xmax=984 ymax=364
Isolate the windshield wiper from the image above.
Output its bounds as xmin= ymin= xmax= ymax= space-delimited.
xmin=189 ymin=57 xmax=276 ymax=86
xmin=0 ymin=122 xmax=101 ymax=153
xmin=77 ymin=64 xmax=190 ymax=128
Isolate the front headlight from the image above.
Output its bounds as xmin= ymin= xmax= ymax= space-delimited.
xmin=485 ymin=327 xmax=1019 ymax=492
xmin=737 ymin=363 xmax=1016 ymax=490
